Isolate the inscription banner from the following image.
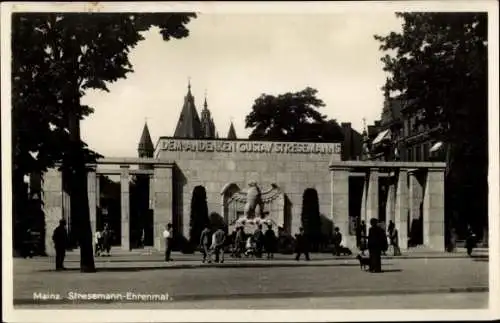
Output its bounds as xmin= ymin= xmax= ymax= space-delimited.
xmin=159 ymin=139 xmax=341 ymax=155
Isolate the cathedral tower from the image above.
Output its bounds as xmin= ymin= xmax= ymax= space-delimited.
xmin=138 ymin=121 xmax=154 ymax=158
xmin=200 ymin=92 xmax=216 ymax=138
xmin=173 ymin=81 xmax=203 ymax=138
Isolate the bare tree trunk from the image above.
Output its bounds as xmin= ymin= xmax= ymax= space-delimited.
xmin=68 ymin=100 xmax=96 ymax=272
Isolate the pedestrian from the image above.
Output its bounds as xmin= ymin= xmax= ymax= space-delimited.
xmin=360 ymin=220 xmax=367 ymax=251
xmin=94 ymin=229 xmax=102 ymax=256
xmin=367 ymin=218 xmax=387 ymax=273
xmin=101 ymin=224 xmax=112 ymax=256
xmin=163 ymin=223 xmax=173 ymax=261
xmin=465 ymin=225 xmax=476 ymax=257
xmin=332 ymin=227 xmax=342 ymax=256
xmin=212 ymin=227 xmax=226 ymax=263
xmin=295 ymin=227 xmax=310 ymax=261
xmin=387 ymin=221 xmax=401 ymax=256
xmin=253 ymin=224 xmax=264 ymax=258
xmin=447 ymin=227 xmax=457 ymax=253
xmin=52 ymin=219 xmax=68 ymax=271
xmin=264 ymin=224 xmax=277 ymax=259
xmin=234 ymin=226 xmax=245 ymax=258
xmin=200 ymin=225 xmax=212 ymax=263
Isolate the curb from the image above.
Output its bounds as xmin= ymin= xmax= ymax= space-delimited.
xmin=13 ymin=286 xmax=489 ymax=305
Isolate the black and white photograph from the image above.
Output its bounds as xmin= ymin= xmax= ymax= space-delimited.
xmin=1 ymin=1 xmax=499 ymax=321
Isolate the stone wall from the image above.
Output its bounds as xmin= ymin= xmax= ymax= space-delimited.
xmin=156 ymin=139 xmax=342 ymax=239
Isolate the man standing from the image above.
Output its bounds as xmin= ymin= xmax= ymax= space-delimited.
xmin=212 ymin=227 xmax=226 ymax=263
xmin=264 ymin=224 xmax=277 ymax=259
xmin=52 ymin=219 xmax=68 ymax=271
xmin=387 ymin=221 xmax=401 ymax=256
xmin=295 ymin=227 xmax=310 ymax=261
xmin=163 ymin=223 xmax=173 ymax=261
xmin=253 ymin=224 xmax=264 ymax=258
xmin=234 ymin=226 xmax=245 ymax=258
xmin=101 ymin=224 xmax=112 ymax=256
xmin=368 ymin=218 xmax=387 ymax=273
xmin=332 ymin=227 xmax=342 ymax=256
xmin=200 ymin=225 xmax=212 ymax=263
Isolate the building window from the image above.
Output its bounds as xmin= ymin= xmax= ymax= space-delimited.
xmin=415 ymin=145 xmax=421 ymax=161
xmin=407 ymin=148 xmax=413 ymax=161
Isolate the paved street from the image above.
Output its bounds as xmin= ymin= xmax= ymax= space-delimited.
xmin=12 ymin=252 xmax=488 ymax=309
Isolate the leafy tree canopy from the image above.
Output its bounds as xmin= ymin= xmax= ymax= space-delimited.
xmin=245 ymin=87 xmax=344 ymax=142
xmin=12 ymin=12 xmax=197 ymax=177
xmin=374 ymin=13 xmax=487 ymax=173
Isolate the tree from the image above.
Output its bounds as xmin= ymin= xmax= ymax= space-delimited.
xmin=245 ymin=87 xmax=344 ymax=142
xmin=301 ymin=188 xmax=321 ymax=252
xmin=12 ymin=12 xmax=196 ymax=271
xmin=374 ymin=13 xmax=488 ymax=236
xmin=189 ymin=186 xmax=210 ymax=246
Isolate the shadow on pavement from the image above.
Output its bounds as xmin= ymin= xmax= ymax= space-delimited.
xmin=36 ymin=262 xmax=395 ymax=273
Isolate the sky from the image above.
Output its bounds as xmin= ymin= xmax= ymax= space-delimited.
xmin=81 ymin=12 xmax=403 ymax=157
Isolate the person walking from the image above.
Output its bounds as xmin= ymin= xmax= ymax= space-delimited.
xmin=332 ymin=227 xmax=343 ymax=256
xmin=465 ymin=225 xmax=476 ymax=257
xmin=163 ymin=223 xmax=173 ymax=261
xmin=212 ymin=227 xmax=226 ymax=263
xmin=200 ymin=225 xmax=212 ymax=263
xmin=253 ymin=224 xmax=264 ymax=258
xmin=368 ymin=218 xmax=387 ymax=273
xmin=295 ymin=227 xmax=310 ymax=261
xmin=94 ymin=229 xmax=102 ymax=256
xmin=101 ymin=224 xmax=112 ymax=256
xmin=52 ymin=219 xmax=68 ymax=271
xmin=264 ymin=224 xmax=277 ymax=259
xmin=234 ymin=226 xmax=245 ymax=258
xmin=387 ymin=221 xmax=401 ymax=256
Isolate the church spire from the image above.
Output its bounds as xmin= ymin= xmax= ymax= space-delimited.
xmin=200 ymin=89 xmax=216 ymax=138
xmin=173 ymin=80 xmax=202 ymax=138
xmin=227 ymin=120 xmax=237 ymax=140
xmin=138 ymin=120 xmax=154 ymax=158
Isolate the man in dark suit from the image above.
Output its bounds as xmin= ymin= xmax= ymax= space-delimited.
xmin=368 ymin=218 xmax=387 ymax=273
xmin=295 ymin=227 xmax=310 ymax=261
xmin=52 ymin=219 xmax=68 ymax=270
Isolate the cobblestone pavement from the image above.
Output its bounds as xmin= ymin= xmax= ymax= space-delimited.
xmin=11 ymin=253 xmax=488 ymax=309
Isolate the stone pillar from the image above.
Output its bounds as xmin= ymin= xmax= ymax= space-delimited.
xmin=120 ymin=165 xmax=130 ymax=251
xmin=42 ymin=168 xmax=63 ymax=256
xmin=360 ymin=176 xmax=367 ymax=224
xmin=385 ymin=177 xmax=396 ymax=225
xmin=365 ymin=168 xmax=379 ymax=222
xmin=331 ymin=167 xmax=354 ymax=248
xmin=96 ymin=174 xmax=100 ymax=208
xmin=423 ymin=168 xmax=445 ymax=250
xmin=395 ymin=169 xmax=409 ymax=250
xmin=87 ymin=165 xmax=97 ymax=246
xmin=153 ymin=165 xmax=173 ymax=251
xmin=408 ymin=171 xmax=423 ymax=221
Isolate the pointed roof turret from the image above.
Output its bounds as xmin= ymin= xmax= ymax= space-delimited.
xmin=138 ymin=121 xmax=154 ymax=158
xmin=173 ymin=80 xmax=203 ymax=138
xmin=227 ymin=121 xmax=237 ymax=140
xmin=200 ymin=90 xmax=216 ymax=138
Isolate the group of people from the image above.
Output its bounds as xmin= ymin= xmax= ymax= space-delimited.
xmin=94 ymin=224 xmax=113 ymax=257
xmin=230 ymin=224 xmax=278 ymax=259
xmin=356 ymin=219 xmax=401 ymax=257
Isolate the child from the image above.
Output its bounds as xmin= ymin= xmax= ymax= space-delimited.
xmin=94 ymin=230 xmax=102 ymax=256
xmin=245 ymin=236 xmax=255 ymax=257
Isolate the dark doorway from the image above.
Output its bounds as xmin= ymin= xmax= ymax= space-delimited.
xmin=98 ymin=175 xmax=121 ymax=246
xmin=130 ymin=175 xmax=153 ymax=248
xmin=348 ymin=176 xmax=364 ymax=236
xmin=189 ymin=186 xmax=209 ymax=245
